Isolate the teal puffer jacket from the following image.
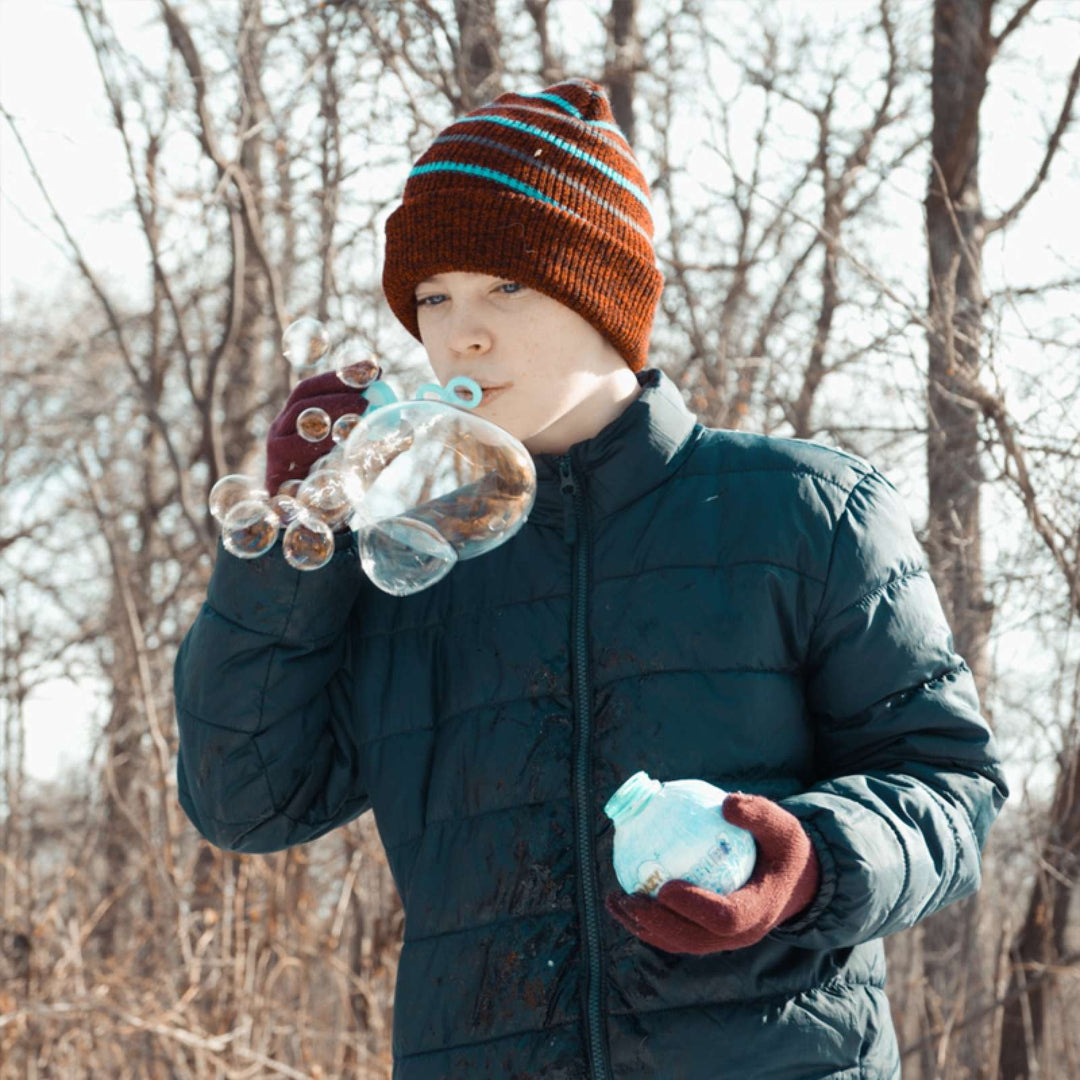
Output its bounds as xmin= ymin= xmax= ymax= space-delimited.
xmin=175 ymin=367 xmax=1007 ymax=1079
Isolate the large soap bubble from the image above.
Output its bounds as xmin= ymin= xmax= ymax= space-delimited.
xmin=339 ymin=377 xmax=536 ymax=595
xmin=357 ymin=516 xmax=459 ymax=596
xmin=331 ymin=413 xmax=361 ymax=444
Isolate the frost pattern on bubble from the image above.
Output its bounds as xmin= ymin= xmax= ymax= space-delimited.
xmin=269 ymin=493 xmax=301 ymax=526
xmin=297 ymin=471 xmax=352 ymax=529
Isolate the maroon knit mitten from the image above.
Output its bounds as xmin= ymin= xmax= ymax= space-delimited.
xmin=605 ymin=793 xmax=821 ymax=955
xmin=265 ymin=369 xmax=380 ymax=494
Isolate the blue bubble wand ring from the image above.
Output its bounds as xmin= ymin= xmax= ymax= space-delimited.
xmin=361 ymin=375 xmax=482 ymax=414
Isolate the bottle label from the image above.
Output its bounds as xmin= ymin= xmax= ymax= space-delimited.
xmin=614 ymin=785 xmax=757 ymax=898
xmin=635 ymin=860 xmax=668 ymax=895
xmin=693 ymin=835 xmax=734 ymax=876
xmin=633 ymin=836 xmax=746 ymax=896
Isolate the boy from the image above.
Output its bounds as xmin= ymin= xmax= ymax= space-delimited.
xmin=175 ymin=78 xmax=1007 ymax=1079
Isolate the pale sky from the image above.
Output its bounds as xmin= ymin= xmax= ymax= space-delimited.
xmin=2 ymin=0 xmax=1078 ymax=788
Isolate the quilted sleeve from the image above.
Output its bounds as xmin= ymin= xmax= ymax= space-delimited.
xmin=174 ymin=533 xmax=371 ymax=854
xmin=769 ymin=467 xmax=1009 ymax=949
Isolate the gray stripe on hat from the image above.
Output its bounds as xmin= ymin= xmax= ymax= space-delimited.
xmin=431 ymin=132 xmax=655 ymax=247
xmin=483 ymin=100 xmax=638 ymax=165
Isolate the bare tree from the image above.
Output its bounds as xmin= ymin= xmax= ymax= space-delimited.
xmin=2 ymin=0 xmax=402 ymax=1071
xmin=649 ymin=1 xmax=920 ymax=445
xmin=915 ymin=2 xmax=1080 ymax=1075
xmin=455 ymin=0 xmax=504 ymax=108
xmin=605 ymin=0 xmax=642 ymax=145
xmin=1 ymin=2 xmax=1077 ymax=1075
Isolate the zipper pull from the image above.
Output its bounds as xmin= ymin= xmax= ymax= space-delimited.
xmin=559 ymin=457 xmax=577 ymax=545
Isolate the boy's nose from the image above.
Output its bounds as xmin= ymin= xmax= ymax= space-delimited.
xmin=447 ymin=313 xmax=493 ymax=356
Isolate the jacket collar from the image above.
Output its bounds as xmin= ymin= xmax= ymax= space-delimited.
xmin=527 ymin=367 xmax=700 ymax=527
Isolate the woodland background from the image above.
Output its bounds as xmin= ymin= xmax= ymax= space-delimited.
xmin=1 ymin=0 xmax=1079 ymax=1077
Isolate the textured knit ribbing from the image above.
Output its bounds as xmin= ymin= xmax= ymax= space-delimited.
xmin=382 ymin=78 xmax=664 ymax=371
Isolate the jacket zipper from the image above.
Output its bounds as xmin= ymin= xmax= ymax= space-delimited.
xmin=559 ymin=455 xmax=611 ymax=1080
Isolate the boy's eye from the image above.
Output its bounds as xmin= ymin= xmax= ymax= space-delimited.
xmin=415 ymin=282 xmax=524 ymax=307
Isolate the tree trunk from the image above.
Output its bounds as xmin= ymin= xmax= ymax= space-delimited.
xmin=454 ymin=0 xmax=503 ymax=111
xmin=999 ymin=751 xmax=1080 ymax=1080
xmin=606 ymin=0 xmax=640 ymax=147
xmin=317 ymin=13 xmax=341 ymax=323
xmin=96 ymin=649 xmax=140 ymax=962
xmin=921 ymin=1 xmax=995 ymax=1075
xmin=222 ymin=0 xmax=269 ymax=473
xmin=524 ymin=0 xmax=563 ymax=85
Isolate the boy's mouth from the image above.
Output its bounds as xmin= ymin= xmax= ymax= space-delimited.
xmin=455 ymin=383 xmax=510 ymax=402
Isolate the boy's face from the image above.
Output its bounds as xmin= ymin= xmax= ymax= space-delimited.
xmin=414 ymin=271 xmax=635 ymax=454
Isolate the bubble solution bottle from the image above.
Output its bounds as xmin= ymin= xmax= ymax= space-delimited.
xmin=604 ymin=771 xmax=757 ymax=898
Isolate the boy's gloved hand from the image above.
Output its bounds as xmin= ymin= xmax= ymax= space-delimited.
xmin=265 ymin=368 xmax=380 ymax=494
xmin=604 ymin=793 xmax=821 ymax=955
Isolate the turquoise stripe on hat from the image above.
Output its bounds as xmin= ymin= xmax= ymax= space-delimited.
xmin=458 ymin=113 xmax=653 ymax=217
xmin=517 ymin=91 xmax=629 ymax=142
xmin=518 ymin=90 xmax=583 ymax=119
xmin=495 ymin=101 xmax=637 ymax=162
xmin=431 ymin=132 xmax=654 ymax=245
xmin=454 ymin=96 xmax=635 ymax=163
xmin=407 ymin=161 xmax=581 ymax=218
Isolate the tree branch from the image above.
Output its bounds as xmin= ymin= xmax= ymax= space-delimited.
xmin=901 ymin=949 xmax=1080 ymax=1060
xmin=992 ymin=0 xmax=1042 ymax=52
xmin=157 ymin=0 xmax=288 ymax=333
xmin=985 ymin=49 xmax=1080 ymax=237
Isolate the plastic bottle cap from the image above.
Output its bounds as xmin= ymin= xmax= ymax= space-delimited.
xmin=604 ymin=771 xmax=662 ymax=824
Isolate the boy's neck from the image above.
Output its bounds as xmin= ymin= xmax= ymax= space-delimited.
xmin=525 ymin=369 xmax=644 ymax=457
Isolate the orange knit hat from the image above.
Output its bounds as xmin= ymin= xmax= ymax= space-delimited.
xmin=382 ymin=78 xmax=664 ymax=372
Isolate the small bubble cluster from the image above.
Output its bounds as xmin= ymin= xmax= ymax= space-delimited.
xmin=208 ymin=471 xmax=340 ymax=571
xmin=281 ymin=318 xmax=382 ymax=390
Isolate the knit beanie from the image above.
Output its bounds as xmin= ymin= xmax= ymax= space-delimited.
xmin=382 ymin=78 xmax=664 ymax=372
